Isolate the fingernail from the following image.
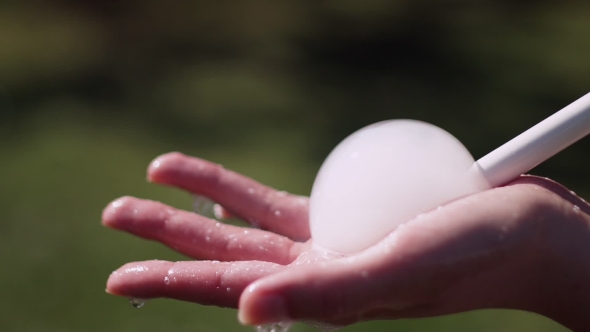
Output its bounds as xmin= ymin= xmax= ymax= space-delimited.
xmin=239 ymin=294 xmax=289 ymax=325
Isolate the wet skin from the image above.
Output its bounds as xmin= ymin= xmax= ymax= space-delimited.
xmin=104 ymin=152 xmax=590 ymax=331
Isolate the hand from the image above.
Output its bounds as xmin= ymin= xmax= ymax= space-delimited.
xmin=104 ymin=152 xmax=590 ymax=330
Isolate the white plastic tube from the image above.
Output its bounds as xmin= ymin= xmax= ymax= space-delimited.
xmin=476 ymin=92 xmax=590 ymax=187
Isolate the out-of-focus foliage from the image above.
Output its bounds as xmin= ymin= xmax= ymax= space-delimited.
xmin=0 ymin=1 xmax=588 ymax=331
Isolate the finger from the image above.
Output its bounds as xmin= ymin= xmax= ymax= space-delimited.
xmin=509 ymin=175 xmax=590 ymax=214
xmin=147 ymin=152 xmax=310 ymax=241
xmin=102 ymin=197 xmax=305 ymax=265
xmin=239 ymin=179 xmax=575 ymax=325
xmin=107 ymin=260 xmax=283 ymax=308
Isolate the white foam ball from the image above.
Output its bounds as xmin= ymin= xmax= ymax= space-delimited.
xmin=310 ymin=120 xmax=490 ymax=254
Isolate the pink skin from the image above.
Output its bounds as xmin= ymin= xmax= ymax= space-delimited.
xmin=104 ymin=152 xmax=590 ymax=331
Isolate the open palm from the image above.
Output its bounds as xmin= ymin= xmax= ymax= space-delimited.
xmin=104 ymin=152 xmax=590 ymax=329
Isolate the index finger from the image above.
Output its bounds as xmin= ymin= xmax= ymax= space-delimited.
xmin=147 ymin=152 xmax=310 ymax=241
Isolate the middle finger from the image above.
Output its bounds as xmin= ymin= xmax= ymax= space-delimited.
xmin=102 ymin=197 xmax=305 ymax=265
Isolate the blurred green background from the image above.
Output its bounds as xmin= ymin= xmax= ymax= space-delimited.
xmin=1 ymin=1 xmax=588 ymax=331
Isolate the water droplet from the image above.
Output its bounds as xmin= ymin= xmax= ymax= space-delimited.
xmin=244 ymin=230 xmax=249 ymax=235
xmin=226 ymin=287 xmax=231 ymax=292
xmin=164 ymin=276 xmax=170 ymax=284
xmin=296 ymin=197 xmax=307 ymax=206
xmin=570 ymin=190 xmax=577 ymax=196
xmin=132 ymin=209 xmax=138 ymax=214
xmin=129 ymin=298 xmax=146 ymax=309
xmin=247 ymin=188 xmax=255 ymax=194
xmin=249 ymin=219 xmax=261 ymax=228
xmin=124 ymin=265 xmax=148 ymax=273
xmin=573 ymin=205 xmax=581 ymax=213
xmin=205 ymin=236 xmax=211 ymax=242
xmin=213 ymin=204 xmax=224 ymax=219
xmin=193 ymin=195 xmax=214 ymax=216
xmin=215 ymin=223 xmax=221 ymax=228
xmin=274 ymin=210 xmax=281 ymax=217
xmin=256 ymin=322 xmax=292 ymax=332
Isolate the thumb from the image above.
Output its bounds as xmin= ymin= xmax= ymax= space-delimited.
xmin=237 ymin=256 xmax=396 ymax=326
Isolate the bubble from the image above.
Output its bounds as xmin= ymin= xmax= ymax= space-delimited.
xmin=573 ymin=205 xmax=581 ymax=214
xmin=310 ymin=120 xmax=490 ymax=254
